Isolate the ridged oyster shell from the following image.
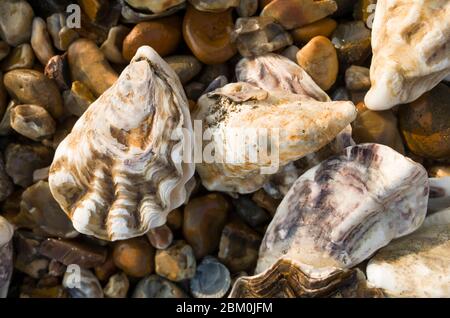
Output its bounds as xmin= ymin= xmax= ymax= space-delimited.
xmin=49 ymin=46 xmax=194 ymax=241
xmin=193 ymin=82 xmax=356 ymax=193
xmin=365 ymin=0 xmax=450 ymax=110
xmin=0 ymin=216 xmax=13 ymax=298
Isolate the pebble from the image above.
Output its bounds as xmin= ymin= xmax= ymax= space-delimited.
xmin=345 ymin=65 xmax=370 ymax=91
xmin=251 ymin=189 xmax=279 ymax=216
xmin=296 ymin=35 xmax=338 ymax=90
xmin=399 ymin=83 xmax=450 ymax=159
xmin=190 ymin=257 xmax=231 ymax=298
xmin=0 ymin=100 xmax=17 ymax=136
xmin=44 ymin=54 xmax=71 ymax=91
xmin=183 ymin=5 xmax=236 ymax=64
xmin=78 ymin=0 xmax=120 ymax=24
xmin=104 ymin=272 xmax=129 ymax=298
xmin=291 ymin=18 xmax=337 ymax=44
xmin=0 ymin=157 xmax=13 ymax=202
xmin=39 ymin=238 xmax=107 ymax=268
xmin=3 ymin=69 xmax=63 ymax=119
xmin=68 ymin=39 xmax=118 ymax=97
xmin=203 ymin=75 xmax=228 ymax=94
xmin=48 ymin=259 xmax=66 ymax=277
xmin=4 ymin=143 xmax=53 ymax=188
xmin=237 ymin=0 xmax=258 ymax=17
xmin=218 ymin=221 xmax=262 ymax=273
xmin=233 ymin=196 xmax=271 ymax=229
xmin=0 ymin=44 xmax=35 ymax=72
xmin=122 ymin=16 xmax=182 ymax=61
xmin=20 ymin=285 xmax=68 ymax=298
xmin=14 ymin=231 xmax=48 ymax=279
xmin=63 ymin=268 xmax=104 ymax=298
xmin=428 ymin=166 xmax=450 ymax=178
xmin=165 ymin=55 xmax=202 ymax=85
xmin=18 ymin=180 xmax=76 ymax=238
xmin=63 ymin=81 xmax=96 ymax=117
xmin=352 ymin=103 xmax=405 ymax=155
xmin=155 ymin=240 xmax=196 ymax=282
xmin=184 ymin=82 xmax=205 ymax=101
xmin=183 ymin=193 xmax=230 ymax=258
xmin=132 ymin=275 xmax=187 ymax=298
xmin=166 ymin=208 xmax=183 ymax=231
xmin=0 ymin=42 xmax=10 ymax=61
xmin=146 ymin=224 xmax=174 ymax=250
xmin=0 ymin=72 xmax=7 ymax=116
xmin=100 ymin=25 xmax=130 ymax=64
xmin=124 ymin=0 xmax=186 ymax=13
xmin=113 ymin=237 xmax=155 ymax=278
xmin=281 ymin=45 xmax=300 ymax=62
xmin=10 ymin=105 xmax=56 ymax=141
xmin=188 ymin=0 xmax=240 ymax=12
xmin=46 ymin=13 xmax=79 ymax=51
xmin=331 ymin=21 xmax=371 ymax=65
xmin=0 ymin=0 xmax=34 ymax=46
xmin=198 ymin=63 xmax=229 ymax=85
xmin=261 ymin=0 xmax=337 ymax=30
xmin=232 ymin=16 xmax=293 ymax=57
xmin=30 ymin=17 xmax=54 ymax=66
xmin=94 ymin=252 xmax=118 ymax=282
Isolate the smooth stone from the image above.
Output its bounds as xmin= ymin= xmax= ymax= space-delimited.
xmin=132 ymin=275 xmax=187 ymax=298
xmin=100 ymin=25 xmax=130 ymax=64
xmin=399 ymin=83 xmax=450 ymax=159
xmin=251 ymin=189 xmax=279 ymax=217
xmin=113 ymin=237 xmax=155 ymax=278
xmin=291 ymin=18 xmax=337 ymax=44
xmin=331 ymin=21 xmax=371 ymax=65
xmin=0 ymin=157 xmax=13 ymax=202
xmin=237 ymin=0 xmax=258 ymax=17
xmin=188 ymin=0 xmax=239 ymax=12
xmin=183 ymin=193 xmax=230 ymax=258
xmin=166 ymin=208 xmax=183 ymax=231
xmin=281 ymin=45 xmax=300 ymax=62
xmin=0 ymin=42 xmax=10 ymax=61
xmin=103 ymin=272 xmax=129 ymax=298
xmin=155 ymin=240 xmax=196 ymax=282
xmin=428 ymin=166 xmax=450 ymax=178
xmin=39 ymin=238 xmax=107 ymax=268
xmin=345 ymin=65 xmax=370 ymax=91
xmin=94 ymin=252 xmax=118 ymax=282
xmin=125 ymin=0 xmax=186 ymax=13
xmin=122 ymin=16 xmax=182 ymax=61
xmin=120 ymin=0 xmax=186 ymax=24
xmin=0 ymin=0 xmax=34 ymax=46
xmin=1 ymin=44 xmax=35 ymax=72
xmin=0 ymin=100 xmax=18 ymax=136
xmin=3 ymin=69 xmax=63 ymax=118
xmin=46 ymin=13 xmax=79 ymax=51
xmin=63 ymin=268 xmax=104 ymax=298
xmin=218 ymin=221 xmax=262 ymax=273
xmin=165 ymin=55 xmax=202 ymax=85
xmin=30 ymin=17 xmax=54 ymax=66
xmin=14 ymin=231 xmax=48 ymax=279
xmin=17 ymin=181 xmax=76 ymax=238
xmin=10 ymin=105 xmax=55 ymax=141
xmin=352 ymin=103 xmax=405 ymax=155
xmin=68 ymin=39 xmax=118 ymax=97
xmin=44 ymin=54 xmax=71 ymax=91
xmin=78 ymin=0 xmax=118 ymax=23
xmin=367 ymin=223 xmax=450 ymax=297
xmin=184 ymin=82 xmax=205 ymax=101
xmin=146 ymin=224 xmax=174 ymax=250
xmin=203 ymin=75 xmax=228 ymax=94
xmin=296 ymin=35 xmax=338 ymax=90
xmin=63 ymin=81 xmax=96 ymax=117
xmin=233 ymin=196 xmax=271 ymax=228
xmin=190 ymin=257 xmax=231 ymax=298
xmin=4 ymin=143 xmax=53 ymax=187
xmin=183 ymin=5 xmax=236 ymax=65
xmin=232 ymin=16 xmax=293 ymax=57
xmin=261 ymin=0 xmax=337 ymax=30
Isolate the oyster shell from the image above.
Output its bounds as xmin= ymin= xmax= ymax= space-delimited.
xmin=0 ymin=216 xmax=13 ymax=298
xmin=365 ymin=0 xmax=450 ymax=110
xmin=49 ymin=46 xmax=194 ymax=241
xmin=193 ymin=82 xmax=356 ymax=193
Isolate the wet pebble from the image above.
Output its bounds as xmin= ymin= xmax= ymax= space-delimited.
xmin=3 ymin=69 xmax=63 ymax=119
xmin=113 ymin=237 xmax=155 ymax=278
xmin=183 ymin=193 xmax=230 ymax=258
xmin=44 ymin=54 xmax=71 ymax=91
xmin=0 ymin=44 xmax=35 ymax=72
xmin=104 ymin=272 xmax=129 ymax=298
xmin=30 ymin=17 xmax=54 ymax=66
xmin=100 ymin=25 xmax=130 ymax=64
xmin=165 ymin=55 xmax=202 ymax=84
xmin=183 ymin=5 xmax=236 ymax=64
xmin=190 ymin=257 xmax=231 ymax=298
xmin=291 ymin=18 xmax=337 ymax=44
xmin=0 ymin=0 xmax=34 ymax=46
xmin=0 ymin=100 xmax=18 ymax=136
xmin=155 ymin=240 xmax=196 ymax=282
xmin=331 ymin=21 xmax=371 ymax=65
xmin=63 ymin=81 xmax=96 ymax=117
xmin=345 ymin=65 xmax=370 ymax=91
xmin=63 ymin=268 xmax=104 ymax=298
xmin=10 ymin=105 xmax=56 ymax=141
xmin=147 ymin=224 xmax=173 ymax=250
xmin=132 ymin=275 xmax=187 ymax=298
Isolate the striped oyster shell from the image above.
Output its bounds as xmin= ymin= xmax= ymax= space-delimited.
xmin=49 ymin=46 xmax=194 ymax=241
xmin=365 ymin=0 xmax=450 ymax=110
xmin=0 ymin=216 xmax=13 ymax=298
xmin=193 ymin=82 xmax=356 ymax=193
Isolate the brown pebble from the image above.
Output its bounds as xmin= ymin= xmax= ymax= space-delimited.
xmin=291 ymin=18 xmax=337 ymax=44
xmin=113 ymin=237 xmax=155 ymax=278
xmin=44 ymin=54 xmax=71 ymax=91
xmin=94 ymin=251 xmax=118 ymax=282
xmin=1 ymin=43 xmax=35 ymax=72
xmin=251 ymin=189 xmax=280 ymax=216
xmin=10 ymin=105 xmax=56 ymax=141
xmin=166 ymin=208 xmax=183 ymax=231
xmin=155 ymin=240 xmax=196 ymax=282
xmin=146 ymin=224 xmax=174 ymax=250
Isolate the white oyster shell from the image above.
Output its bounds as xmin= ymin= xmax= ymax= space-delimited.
xmin=0 ymin=216 xmax=13 ymax=298
xmin=193 ymin=82 xmax=357 ymax=193
xmin=49 ymin=46 xmax=194 ymax=241
xmin=365 ymin=0 xmax=450 ymax=110
xmin=366 ymin=211 xmax=450 ymax=297
xmin=256 ymin=143 xmax=429 ymax=274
